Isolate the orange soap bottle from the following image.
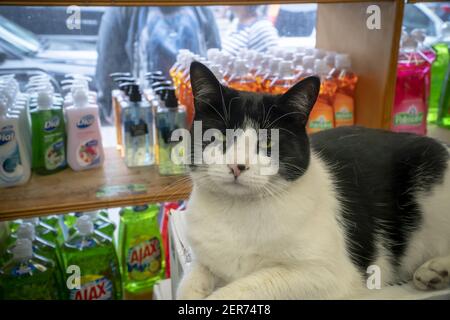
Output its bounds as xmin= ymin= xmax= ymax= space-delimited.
xmin=307 ymin=59 xmax=337 ymax=133
xmin=261 ymin=58 xmax=282 ymax=93
xmin=227 ymin=59 xmax=258 ymax=92
xmin=332 ymin=54 xmax=357 ymax=127
xmin=270 ymin=61 xmax=296 ymax=95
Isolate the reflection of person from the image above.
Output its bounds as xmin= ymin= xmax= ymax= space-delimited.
xmin=95 ymin=7 xmax=220 ymax=125
xmin=222 ymin=5 xmax=279 ymax=56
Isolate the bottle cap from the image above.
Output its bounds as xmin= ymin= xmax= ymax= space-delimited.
xmin=207 ymin=48 xmax=220 ymax=63
xmin=75 ymin=215 xmax=94 ymax=236
xmin=314 ymin=59 xmax=329 ymax=75
xmin=278 ymin=61 xmax=293 ymax=77
xmin=335 ymin=54 xmax=351 ymax=70
xmin=72 ymin=88 xmax=89 ymax=107
xmin=17 ymin=223 xmax=36 ymax=241
xmin=302 ymin=55 xmax=315 ymax=70
xmin=410 ymin=29 xmax=426 ymax=43
xmin=210 ymin=64 xmax=223 ymax=80
xmin=12 ymin=238 xmax=33 ymax=260
xmin=313 ymin=48 xmax=326 ymax=59
xmin=268 ymin=58 xmax=282 ymax=74
xmin=283 ymin=51 xmax=294 ymax=61
xmin=233 ymin=59 xmax=249 ymax=76
xmin=293 ymin=53 xmax=305 ymax=67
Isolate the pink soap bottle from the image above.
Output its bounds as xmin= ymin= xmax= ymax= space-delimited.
xmin=391 ymin=33 xmax=434 ymax=135
xmin=66 ymin=86 xmax=104 ymax=171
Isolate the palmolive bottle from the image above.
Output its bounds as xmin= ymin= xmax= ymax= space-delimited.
xmin=307 ymin=59 xmax=337 ymax=133
xmin=331 ymin=54 xmax=358 ymax=127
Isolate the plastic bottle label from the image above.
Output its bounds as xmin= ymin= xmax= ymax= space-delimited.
xmin=126 ymin=236 xmax=162 ymax=280
xmin=333 ymin=93 xmax=354 ymax=126
xmin=76 ymin=114 xmax=95 ymax=129
xmin=70 ymin=275 xmax=113 ymax=300
xmin=307 ymin=102 xmax=334 ymax=133
xmin=392 ymin=98 xmax=425 ymax=134
xmin=77 ymin=139 xmax=101 ymax=167
xmin=45 ymin=140 xmax=66 ymax=170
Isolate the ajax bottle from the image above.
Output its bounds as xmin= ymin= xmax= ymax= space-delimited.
xmin=66 ymin=86 xmax=104 ymax=171
xmin=118 ymin=204 xmax=165 ymax=294
xmin=156 ymin=88 xmax=187 ymax=175
xmin=332 ymin=54 xmax=358 ymax=127
xmin=0 ymin=239 xmax=60 ymax=300
xmin=61 ymin=216 xmax=122 ymax=300
xmin=307 ymin=59 xmax=337 ymax=133
xmin=0 ymin=94 xmax=31 ymax=188
xmin=30 ymin=84 xmax=67 ymax=174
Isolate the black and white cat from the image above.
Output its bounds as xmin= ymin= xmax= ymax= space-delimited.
xmin=176 ymin=62 xmax=450 ymax=299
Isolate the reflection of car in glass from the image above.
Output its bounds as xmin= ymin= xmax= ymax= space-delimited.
xmin=403 ymin=4 xmax=444 ymax=46
xmin=0 ymin=15 xmax=96 ymax=87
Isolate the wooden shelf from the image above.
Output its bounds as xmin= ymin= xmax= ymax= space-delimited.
xmin=0 ymin=148 xmax=192 ymax=221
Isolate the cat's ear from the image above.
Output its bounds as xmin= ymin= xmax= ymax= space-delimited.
xmin=190 ymin=61 xmax=223 ymax=112
xmin=279 ymin=76 xmax=321 ymax=124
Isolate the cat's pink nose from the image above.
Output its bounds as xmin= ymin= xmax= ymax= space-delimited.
xmin=228 ymin=164 xmax=248 ymax=178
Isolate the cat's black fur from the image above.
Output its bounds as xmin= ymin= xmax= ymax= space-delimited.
xmin=189 ymin=61 xmax=449 ymax=274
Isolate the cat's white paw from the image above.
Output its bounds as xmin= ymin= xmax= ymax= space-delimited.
xmin=176 ymin=270 xmax=214 ymax=300
xmin=176 ymin=282 xmax=211 ymax=300
xmin=413 ymin=258 xmax=450 ymax=290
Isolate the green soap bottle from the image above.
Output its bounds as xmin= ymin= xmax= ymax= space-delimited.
xmin=428 ymin=43 xmax=450 ymax=124
xmin=30 ymin=90 xmax=67 ymax=175
xmin=13 ymin=223 xmax=66 ymax=299
xmin=0 ymin=239 xmax=60 ymax=300
xmin=61 ymin=216 xmax=122 ymax=300
xmin=118 ymin=204 xmax=165 ymax=294
xmin=437 ymin=62 xmax=450 ymax=129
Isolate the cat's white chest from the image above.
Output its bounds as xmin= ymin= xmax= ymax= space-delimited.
xmin=185 ymin=198 xmax=281 ymax=283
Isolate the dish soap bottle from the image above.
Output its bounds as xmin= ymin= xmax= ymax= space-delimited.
xmin=307 ymin=59 xmax=337 ymax=133
xmin=118 ymin=204 xmax=165 ymax=295
xmin=61 ymin=216 xmax=122 ymax=300
xmin=122 ymin=84 xmax=154 ymax=167
xmin=66 ymin=85 xmax=104 ymax=171
xmin=156 ymin=88 xmax=187 ymax=175
xmin=30 ymin=84 xmax=67 ymax=174
xmin=0 ymin=239 xmax=60 ymax=300
xmin=0 ymin=94 xmax=31 ymax=188
xmin=332 ymin=54 xmax=358 ymax=127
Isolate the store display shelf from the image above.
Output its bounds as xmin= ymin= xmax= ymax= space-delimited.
xmin=0 ymin=147 xmax=192 ymax=222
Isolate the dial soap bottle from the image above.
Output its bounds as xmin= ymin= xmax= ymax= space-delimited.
xmin=66 ymin=86 xmax=104 ymax=171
